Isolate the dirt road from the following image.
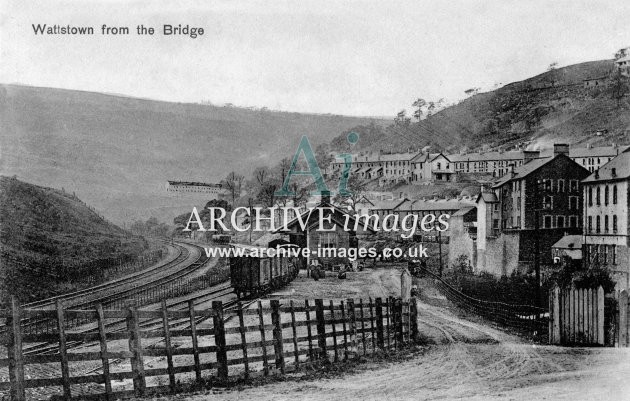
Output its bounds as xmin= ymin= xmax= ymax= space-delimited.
xmin=170 ymin=269 xmax=630 ymax=401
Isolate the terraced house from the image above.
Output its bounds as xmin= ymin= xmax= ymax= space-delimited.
xmin=474 ymin=144 xmax=590 ymax=276
xmin=581 ymin=148 xmax=630 ymax=290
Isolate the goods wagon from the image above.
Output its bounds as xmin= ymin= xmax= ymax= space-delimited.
xmin=229 ymin=244 xmax=300 ymax=297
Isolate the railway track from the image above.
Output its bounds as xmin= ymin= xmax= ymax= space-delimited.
xmin=22 ymin=282 xmax=236 ymax=355
xmin=15 ymin=240 xmax=216 ymax=335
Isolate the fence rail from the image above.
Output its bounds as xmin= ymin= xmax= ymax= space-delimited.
xmin=419 ymin=268 xmax=547 ymax=338
xmin=1 ymin=296 xmax=418 ymax=400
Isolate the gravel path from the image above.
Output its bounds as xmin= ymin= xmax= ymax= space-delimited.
xmin=166 ymin=268 xmax=630 ymax=401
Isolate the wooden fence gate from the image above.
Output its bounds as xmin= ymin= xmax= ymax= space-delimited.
xmin=615 ymin=289 xmax=630 ymax=347
xmin=548 ymin=286 xmax=605 ymax=345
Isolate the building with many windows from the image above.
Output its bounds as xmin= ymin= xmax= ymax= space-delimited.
xmin=581 ymin=149 xmax=630 ymax=290
xmin=472 ymin=144 xmax=590 ymax=276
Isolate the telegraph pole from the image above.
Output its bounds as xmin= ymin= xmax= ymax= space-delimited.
xmin=248 ymin=197 xmax=253 ymax=244
xmin=534 ymin=179 xmax=541 ymax=307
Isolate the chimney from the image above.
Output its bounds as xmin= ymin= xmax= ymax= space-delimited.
xmin=553 ymin=143 xmax=570 ymax=157
xmin=320 ymin=190 xmax=331 ymax=204
xmin=523 ymin=150 xmax=540 ymax=164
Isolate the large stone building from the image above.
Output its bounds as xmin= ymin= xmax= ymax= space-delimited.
xmin=581 ymin=149 xmax=630 ymax=290
xmin=472 ymin=144 xmax=590 ymax=276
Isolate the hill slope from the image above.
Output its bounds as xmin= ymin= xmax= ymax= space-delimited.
xmin=0 ymin=84 xmax=385 ymax=223
xmin=328 ymin=60 xmax=630 ymax=153
xmin=0 ymin=176 xmax=146 ymax=302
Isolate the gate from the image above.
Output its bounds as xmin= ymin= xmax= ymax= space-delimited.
xmin=548 ymin=286 xmax=605 ymax=345
xmin=616 ymin=289 xmax=630 ymax=347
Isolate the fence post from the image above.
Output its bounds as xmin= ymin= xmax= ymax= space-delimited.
xmin=315 ymin=299 xmax=327 ymax=360
xmin=409 ymin=297 xmax=419 ymax=343
xmin=597 ymin=286 xmax=605 ymax=345
xmin=7 ymin=297 xmax=25 ymax=401
xmin=126 ymin=304 xmax=146 ymax=396
xmin=96 ymin=304 xmax=112 ymax=399
xmin=549 ymin=287 xmax=560 ymax=344
xmin=213 ymin=301 xmax=228 ymax=381
xmin=55 ymin=300 xmax=71 ymax=400
xmin=257 ymin=301 xmax=269 ymax=375
xmin=396 ymin=298 xmax=404 ymax=345
xmin=289 ymin=300 xmax=300 ymax=369
xmin=188 ymin=300 xmax=202 ymax=382
xmin=160 ymin=300 xmax=175 ymax=391
xmin=620 ymin=290 xmax=628 ymax=347
xmin=270 ymin=300 xmax=285 ymax=373
xmin=237 ymin=302 xmax=250 ymax=379
xmin=304 ymin=300 xmax=314 ymax=362
xmin=375 ymin=298 xmax=385 ymax=350
xmin=346 ymin=299 xmax=357 ymax=357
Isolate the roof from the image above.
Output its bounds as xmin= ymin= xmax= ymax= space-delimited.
xmin=476 ymin=192 xmax=498 ymax=203
xmin=583 ymin=76 xmax=608 ymax=81
xmin=168 ymin=180 xmax=222 ymax=188
xmin=370 ymin=199 xmax=408 ymax=210
xmin=552 ymin=235 xmax=584 ymax=250
xmin=616 ymin=55 xmax=630 ymax=63
xmin=430 ymin=153 xmax=451 ymax=163
xmin=448 ymin=150 xmax=529 ymax=163
xmin=452 ymin=206 xmax=476 ymax=217
xmin=567 ymin=145 xmax=630 ymax=158
xmin=397 ymin=198 xmax=475 ymax=212
xmin=582 ymin=150 xmax=630 ymax=183
xmin=492 ymin=157 xmax=553 ymax=188
xmin=357 ymin=167 xmax=372 ymax=174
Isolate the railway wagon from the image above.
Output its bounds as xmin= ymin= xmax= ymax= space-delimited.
xmin=229 ymin=245 xmax=300 ymax=298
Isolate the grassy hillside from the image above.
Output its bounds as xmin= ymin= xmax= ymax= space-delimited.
xmin=0 ymin=176 xmax=147 ymax=302
xmin=329 ymin=60 xmax=630 ymax=153
xmin=0 ymin=84 xmax=385 ymax=223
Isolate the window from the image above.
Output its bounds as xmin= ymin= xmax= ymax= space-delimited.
xmin=588 ymin=216 xmax=593 ymax=232
xmin=570 ymin=180 xmax=579 ymax=192
xmin=613 ymin=215 xmax=618 ymax=233
xmin=517 ymin=216 xmax=521 ymax=227
xmin=596 ymin=215 xmax=601 ymax=233
xmin=605 ymin=185 xmax=609 ymax=206
xmin=517 ymin=197 xmax=521 ymax=210
xmin=543 ymin=215 xmax=553 ymax=228
xmin=542 ymin=195 xmax=553 ymax=210
xmin=557 ymin=216 xmax=565 ymax=228
xmin=544 ymin=179 xmax=552 ymax=192
xmin=588 ymin=187 xmax=593 ymax=206
xmin=558 ymin=179 xmax=565 ymax=192
xmin=612 ymin=245 xmax=617 ymax=265
xmin=613 ymin=185 xmax=618 ymax=204
xmin=569 ymin=196 xmax=578 ymax=210
xmin=605 ymin=215 xmax=609 ymax=233
xmin=596 ymin=187 xmax=601 ymax=205
xmin=569 ymin=215 xmax=578 ymax=228
xmin=318 ymin=233 xmax=338 ymax=248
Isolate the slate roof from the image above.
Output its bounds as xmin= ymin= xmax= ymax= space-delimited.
xmin=492 ymin=157 xmax=553 ymax=188
xmin=582 ymin=150 xmax=630 ymax=183
xmin=552 ymin=235 xmax=584 ymax=249
xmin=476 ymin=192 xmax=498 ymax=203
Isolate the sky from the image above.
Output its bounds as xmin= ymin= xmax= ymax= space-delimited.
xmin=1 ymin=0 xmax=629 ymax=116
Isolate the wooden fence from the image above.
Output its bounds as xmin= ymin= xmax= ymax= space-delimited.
xmin=614 ymin=289 xmax=630 ymax=347
xmin=548 ymin=286 xmax=605 ymax=346
xmin=0 ymin=296 xmax=418 ymax=400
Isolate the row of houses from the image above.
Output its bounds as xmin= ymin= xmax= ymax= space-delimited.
xmin=326 ymin=144 xmax=628 ymax=186
xmin=448 ymin=144 xmax=630 ymax=291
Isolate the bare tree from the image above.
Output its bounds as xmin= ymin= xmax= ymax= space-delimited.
xmin=222 ymin=171 xmax=244 ymax=207
xmin=412 ymin=98 xmax=427 ymax=121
